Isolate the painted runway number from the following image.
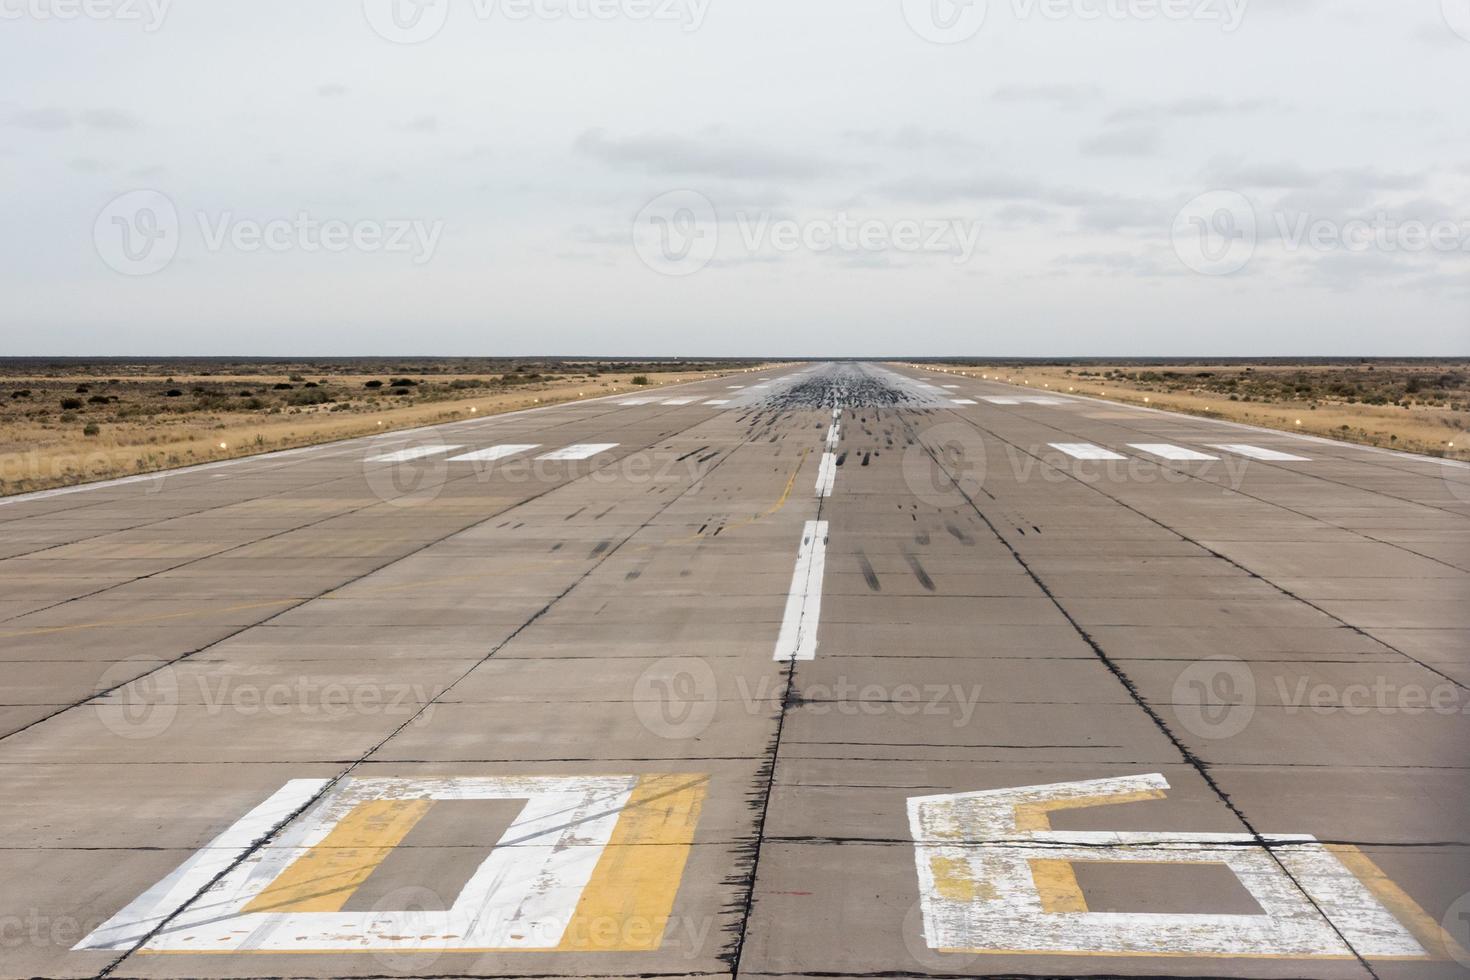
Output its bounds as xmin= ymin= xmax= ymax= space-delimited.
xmin=908 ymin=774 xmax=1449 ymax=960
xmin=79 ymin=774 xmax=706 ymax=953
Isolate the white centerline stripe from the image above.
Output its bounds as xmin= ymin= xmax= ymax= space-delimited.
xmin=825 ymin=423 xmax=840 ymax=449
xmin=815 ymin=452 xmax=837 ymax=497
xmin=536 ymin=443 xmax=619 ymax=460
xmin=617 ymin=397 xmax=659 ymax=405
xmin=367 ymin=445 xmax=463 ymax=463
xmin=447 ymin=444 xmax=539 ymax=463
xmin=661 ymin=398 xmax=698 ymax=405
xmin=1210 ymin=443 xmax=1311 ymax=462
xmin=1129 ymin=443 xmax=1220 ymax=461
xmin=774 ymin=520 xmax=828 ymax=662
xmin=951 ymin=399 xmax=977 ymax=405
xmin=982 ymin=397 xmax=1020 ymax=405
xmin=704 ymin=399 xmax=731 ymax=406
xmin=1050 ymin=443 xmax=1127 ymax=461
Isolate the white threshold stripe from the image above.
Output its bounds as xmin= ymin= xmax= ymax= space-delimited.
xmin=1050 ymin=443 xmax=1127 ymax=461
xmin=1210 ymin=443 xmax=1311 ymax=462
xmin=773 ymin=520 xmax=828 ymax=662
xmin=1129 ymin=443 xmax=1219 ymax=461
xmin=951 ymin=398 xmax=977 ymax=405
xmin=942 ymin=384 xmax=960 ymax=389
xmin=815 ymin=452 xmax=838 ymax=497
xmin=662 ymin=398 xmax=698 ymax=405
xmin=704 ymin=399 xmax=731 ymax=406
xmin=368 ymin=445 xmax=463 ymax=463
xmin=536 ymin=443 xmax=619 ymax=460
xmin=447 ymin=444 xmax=539 ymax=463
xmin=77 ymin=779 xmax=329 ymax=950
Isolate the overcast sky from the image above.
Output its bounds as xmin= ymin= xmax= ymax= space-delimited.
xmin=2 ymin=0 xmax=1467 ymax=356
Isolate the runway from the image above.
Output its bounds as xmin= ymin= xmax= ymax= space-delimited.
xmin=1 ymin=361 xmax=1466 ymax=979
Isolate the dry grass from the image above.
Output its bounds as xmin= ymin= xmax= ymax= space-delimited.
xmin=923 ymin=360 xmax=1470 ymax=461
xmin=0 ymin=360 xmax=779 ymax=496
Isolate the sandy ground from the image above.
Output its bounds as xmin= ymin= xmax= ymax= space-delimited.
xmin=0 ymin=366 xmax=782 ymax=496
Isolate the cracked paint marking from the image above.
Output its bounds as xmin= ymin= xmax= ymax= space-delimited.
xmin=908 ymin=773 xmax=1442 ymax=959
xmin=78 ymin=774 xmax=706 ymax=953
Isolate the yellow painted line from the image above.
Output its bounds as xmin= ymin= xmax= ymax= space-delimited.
xmin=1029 ymin=858 xmax=1087 ymax=913
xmin=241 ymin=798 xmax=432 ymax=914
xmin=1327 ymin=843 xmax=1467 ymax=962
xmin=1013 ymin=787 xmax=1166 ymax=832
xmin=557 ymin=773 xmax=707 ymax=951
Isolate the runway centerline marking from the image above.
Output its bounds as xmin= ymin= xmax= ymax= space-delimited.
xmin=1210 ymin=443 xmax=1311 ymax=462
xmin=951 ymin=398 xmax=977 ymax=405
xmin=447 ymin=444 xmax=540 ymax=462
xmin=536 ymin=443 xmax=619 ymax=460
xmin=773 ymin=520 xmax=827 ymax=662
xmin=1128 ymin=443 xmax=1220 ymax=461
xmin=815 ymin=452 xmax=837 ymax=497
xmin=1049 ymin=443 xmax=1128 ymax=461
xmin=367 ymin=445 xmax=463 ymax=463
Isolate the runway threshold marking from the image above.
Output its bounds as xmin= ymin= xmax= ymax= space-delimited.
xmin=79 ymin=774 xmax=707 ymax=953
xmin=1210 ymin=443 xmax=1311 ymax=462
xmin=951 ymin=399 xmax=977 ymax=405
xmin=662 ymin=398 xmax=698 ymax=405
xmin=537 ymin=443 xmax=620 ymax=460
xmin=1049 ymin=443 xmax=1128 ymax=461
xmin=1128 ymin=443 xmax=1220 ymax=461
xmin=773 ymin=519 xmax=828 ymax=661
xmin=908 ymin=773 xmax=1445 ymax=960
xmin=367 ymin=445 xmax=463 ymax=463
xmin=446 ymin=444 xmax=540 ymax=462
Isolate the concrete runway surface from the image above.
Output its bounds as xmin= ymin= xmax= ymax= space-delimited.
xmin=1 ymin=361 xmax=1467 ymax=979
